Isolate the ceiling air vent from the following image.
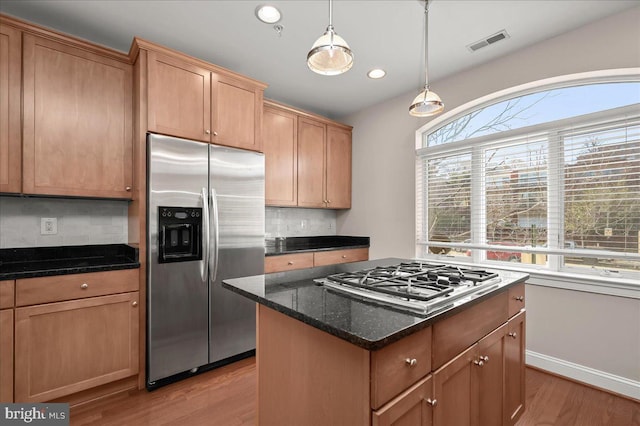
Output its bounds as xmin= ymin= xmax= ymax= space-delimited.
xmin=467 ymin=30 xmax=510 ymax=52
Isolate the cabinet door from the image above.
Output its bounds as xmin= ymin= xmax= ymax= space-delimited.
xmin=15 ymin=292 xmax=139 ymax=402
xmin=326 ymin=126 xmax=352 ymax=209
xmin=505 ymin=310 xmax=526 ymax=426
xmin=433 ymin=344 xmax=476 ymax=426
xmin=212 ymin=74 xmax=263 ymax=152
xmin=264 ymin=106 xmax=297 ymax=206
xmin=0 ymin=24 xmax=21 ymax=193
xmin=297 ymin=117 xmax=326 ymax=208
xmin=0 ymin=309 xmax=13 ymax=402
xmin=373 ymin=375 xmax=433 ymax=426
xmin=147 ymin=50 xmax=211 ymax=143
xmin=475 ymin=323 xmax=507 ymax=426
xmin=22 ymin=34 xmax=133 ymax=198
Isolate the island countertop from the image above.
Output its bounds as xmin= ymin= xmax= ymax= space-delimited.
xmin=223 ymin=258 xmax=529 ymax=351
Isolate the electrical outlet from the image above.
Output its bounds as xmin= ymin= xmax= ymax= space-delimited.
xmin=41 ymin=217 xmax=58 ymax=235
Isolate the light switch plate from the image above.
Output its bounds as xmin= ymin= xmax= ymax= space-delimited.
xmin=41 ymin=217 xmax=58 ymax=235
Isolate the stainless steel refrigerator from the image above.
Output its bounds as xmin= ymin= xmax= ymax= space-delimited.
xmin=146 ymin=133 xmax=264 ymax=388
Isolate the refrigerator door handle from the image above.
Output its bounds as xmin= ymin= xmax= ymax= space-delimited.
xmin=210 ymin=188 xmax=220 ymax=282
xmin=200 ymin=187 xmax=209 ymax=284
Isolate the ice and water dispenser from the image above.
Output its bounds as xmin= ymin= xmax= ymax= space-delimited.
xmin=158 ymin=206 xmax=202 ymax=263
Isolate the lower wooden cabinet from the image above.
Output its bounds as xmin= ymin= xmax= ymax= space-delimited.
xmin=373 ymin=375 xmax=433 ymax=426
xmin=265 ymin=247 xmax=369 ymax=273
xmin=14 ymin=292 xmax=139 ymax=402
xmin=505 ymin=310 xmax=526 ymax=425
xmin=0 ymin=309 xmax=13 ymax=402
xmin=258 ymin=286 xmax=526 ymax=425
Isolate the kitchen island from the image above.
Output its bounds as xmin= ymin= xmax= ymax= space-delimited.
xmin=223 ymin=258 xmax=528 ymax=426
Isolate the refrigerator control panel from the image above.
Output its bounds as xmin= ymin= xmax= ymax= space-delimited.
xmin=158 ymin=206 xmax=202 ymax=263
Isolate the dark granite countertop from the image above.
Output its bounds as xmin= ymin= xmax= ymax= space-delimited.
xmin=265 ymin=235 xmax=369 ymax=256
xmin=0 ymin=244 xmax=140 ymax=280
xmin=223 ymin=258 xmax=529 ymax=351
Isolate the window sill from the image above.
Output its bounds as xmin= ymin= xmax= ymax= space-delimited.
xmin=416 ymin=255 xmax=640 ymax=299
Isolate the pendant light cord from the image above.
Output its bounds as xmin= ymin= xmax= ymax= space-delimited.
xmin=423 ymin=0 xmax=430 ymax=89
xmin=328 ymin=0 xmax=333 ymax=28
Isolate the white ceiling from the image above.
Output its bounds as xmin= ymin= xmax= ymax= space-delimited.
xmin=1 ymin=1 xmax=637 ymax=119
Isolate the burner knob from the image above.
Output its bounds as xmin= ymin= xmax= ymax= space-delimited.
xmin=405 ymin=358 xmax=418 ymax=367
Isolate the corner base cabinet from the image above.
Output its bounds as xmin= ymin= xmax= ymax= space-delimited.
xmin=256 ymin=282 xmax=526 ymax=425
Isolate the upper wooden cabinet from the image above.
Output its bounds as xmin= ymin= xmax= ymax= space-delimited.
xmin=0 ymin=24 xmax=21 ymax=194
xmin=213 ymin=73 xmax=263 ymax=151
xmin=147 ymin=50 xmax=211 ymax=143
xmin=326 ymin=125 xmax=352 ymax=209
xmin=264 ymin=103 xmax=298 ymax=206
xmin=141 ymin=39 xmax=266 ymax=152
xmin=297 ymin=117 xmax=327 ymax=208
xmin=263 ymin=100 xmax=353 ymax=209
xmin=22 ymin=34 xmax=133 ymax=198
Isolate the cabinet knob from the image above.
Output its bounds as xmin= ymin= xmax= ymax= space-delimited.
xmin=425 ymin=398 xmax=437 ymax=407
xmin=508 ymin=332 xmax=518 ymax=339
xmin=480 ymin=355 xmax=489 ymax=363
xmin=405 ymin=358 xmax=418 ymax=367
xmin=213 ymin=131 xmax=218 ymax=136
xmin=514 ymin=296 xmax=524 ymax=302
xmin=132 ymin=301 xmax=138 ymax=307
xmin=125 ymin=186 xmax=132 ymax=192
xmin=474 ymin=359 xmax=484 ymax=366
xmin=80 ymin=283 xmax=88 ymax=289
xmin=341 ymin=255 xmax=347 ymax=259
xmin=326 ymin=199 xmax=331 ymax=204
xmin=205 ymin=130 xmax=211 ymax=134
xmin=287 ymin=261 xmax=294 ymax=265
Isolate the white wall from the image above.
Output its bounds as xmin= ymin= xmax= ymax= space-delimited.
xmin=337 ymin=7 xmax=640 ymax=397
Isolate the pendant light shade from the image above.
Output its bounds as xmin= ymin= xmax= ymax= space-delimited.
xmin=409 ymin=0 xmax=443 ymax=117
xmin=307 ymin=0 xmax=354 ymax=75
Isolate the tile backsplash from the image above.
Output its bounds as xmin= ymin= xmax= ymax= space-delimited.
xmin=0 ymin=196 xmax=128 ymax=248
xmin=266 ymin=207 xmax=336 ymax=238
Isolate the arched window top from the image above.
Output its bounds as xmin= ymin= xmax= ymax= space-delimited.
xmin=417 ymin=70 xmax=640 ymax=149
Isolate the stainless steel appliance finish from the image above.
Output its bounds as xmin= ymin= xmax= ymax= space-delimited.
xmin=147 ymin=133 xmax=264 ymax=386
xmin=315 ymin=262 xmax=501 ymax=315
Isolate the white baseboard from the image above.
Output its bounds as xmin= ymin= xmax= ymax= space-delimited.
xmin=526 ymin=350 xmax=640 ymax=400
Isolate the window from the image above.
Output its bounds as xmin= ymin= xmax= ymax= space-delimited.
xmin=416 ymin=80 xmax=640 ymax=279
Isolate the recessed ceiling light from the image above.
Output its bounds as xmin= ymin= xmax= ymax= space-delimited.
xmin=367 ymin=69 xmax=386 ymax=79
xmin=255 ymin=5 xmax=282 ymax=24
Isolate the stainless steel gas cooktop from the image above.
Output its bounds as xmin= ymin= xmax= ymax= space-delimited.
xmin=314 ymin=261 xmax=502 ymax=315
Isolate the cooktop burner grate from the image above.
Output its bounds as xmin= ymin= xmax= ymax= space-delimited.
xmin=316 ymin=261 xmax=502 ymax=314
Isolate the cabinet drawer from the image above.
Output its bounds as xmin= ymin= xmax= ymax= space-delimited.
xmin=432 ymin=291 xmax=508 ymax=370
xmin=371 ymin=326 xmax=432 ymax=410
xmin=0 ymin=280 xmax=14 ymax=309
xmin=313 ymin=248 xmax=369 ymax=267
xmin=265 ymin=253 xmax=314 ymax=273
xmin=508 ymin=283 xmax=525 ymax=317
xmin=16 ymin=269 xmax=139 ymax=306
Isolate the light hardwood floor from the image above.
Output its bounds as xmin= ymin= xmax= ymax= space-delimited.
xmin=69 ymin=358 xmax=639 ymax=426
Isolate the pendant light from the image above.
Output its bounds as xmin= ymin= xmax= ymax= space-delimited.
xmin=409 ymin=0 xmax=444 ymax=117
xmin=307 ymin=0 xmax=354 ymax=76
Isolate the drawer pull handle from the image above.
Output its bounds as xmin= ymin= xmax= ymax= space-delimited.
xmin=425 ymin=398 xmax=437 ymax=407
xmin=80 ymin=283 xmax=88 ymax=289
xmin=405 ymin=358 xmax=417 ymax=367
xmin=474 ymin=359 xmax=484 ymax=367
xmin=287 ymin=261 xmax=294 ymax=265
xmin=508 ymin=332 xmax=518 ymax=339
xmin=514 ymin=296 xmax=524 ymax=302
xmin=132 ymin=301 xmax=138 ymax=307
